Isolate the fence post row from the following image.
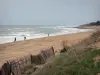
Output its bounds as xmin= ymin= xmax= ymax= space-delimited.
xmin=0 ymin=47 xmax=55 ymax=75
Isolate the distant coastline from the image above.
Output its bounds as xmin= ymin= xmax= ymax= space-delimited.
xmin=77 ymin=21 xmax=100 ymax=29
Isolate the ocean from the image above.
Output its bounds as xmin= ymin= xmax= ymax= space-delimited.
xmin=0 ymin=25 xmax=92 ymax=44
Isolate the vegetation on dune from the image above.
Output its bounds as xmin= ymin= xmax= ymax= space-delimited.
xmin=67 ymin=50 xmax=100 ymax=75
xmin=34 ymin=49 xmax=100 ymax=75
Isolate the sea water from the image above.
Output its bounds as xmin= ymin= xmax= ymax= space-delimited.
xmin=0 ymin=25 xmax=92 ymax=44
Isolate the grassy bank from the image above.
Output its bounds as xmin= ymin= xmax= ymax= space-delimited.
xmin=34 ymin=49 xmax=100 ymax=75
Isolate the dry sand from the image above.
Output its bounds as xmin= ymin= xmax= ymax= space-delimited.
xmin=0 ymin=31 xmax=93 ymax=67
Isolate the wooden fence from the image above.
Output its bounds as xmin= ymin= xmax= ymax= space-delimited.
xmin=0 ymin=47 xmax=55 ymax=75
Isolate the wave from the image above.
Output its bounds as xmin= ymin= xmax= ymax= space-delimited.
xmin=0 ymin=27 xmax=93 ymax=44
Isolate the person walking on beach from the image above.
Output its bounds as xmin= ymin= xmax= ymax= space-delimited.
xmin=48 ymin=34 xmax=49 ymax=37
xmin=24 ymin=37 xmax=26 ymax=40
xmin=14 ymin=37 xmax=16 ymax=42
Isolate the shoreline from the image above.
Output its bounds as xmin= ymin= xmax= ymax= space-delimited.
xmin=0 ymin=31 xmax=93 ymax=67
xmin=0 ymin=28 xmax=92 ymax=45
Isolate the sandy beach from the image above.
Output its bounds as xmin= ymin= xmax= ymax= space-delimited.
xmin=0 ymin=31 xmax=93 ymax=67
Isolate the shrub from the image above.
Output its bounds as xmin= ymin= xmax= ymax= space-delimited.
xmin=35 ymin=49 xmax=100 ymax=75
xmin=90 ymin=30 xmax=100 ymax=42
xmin=60 ymin=40 xmax=70 ymax=53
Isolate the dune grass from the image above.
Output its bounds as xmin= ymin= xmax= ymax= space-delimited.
xmin=34 ymin=49 xmax=100 ymax=75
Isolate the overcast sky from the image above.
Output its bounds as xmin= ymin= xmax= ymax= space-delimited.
xmin=0 ymin=0 xmax=100 ymax=26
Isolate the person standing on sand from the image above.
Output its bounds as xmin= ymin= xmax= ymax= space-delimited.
xmin=14 ymin=37 xmax=16 ymax=42
xmin=48 ymin=34 xmax=49 ymax=37
xmin=24 ymin=37 xmax=26 ymax=40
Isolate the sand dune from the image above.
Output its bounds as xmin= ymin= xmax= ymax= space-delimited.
xmin=0 ymin=31 xmax=93 ymax=67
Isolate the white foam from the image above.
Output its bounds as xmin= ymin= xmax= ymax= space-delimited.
xmin=50 ymin=28 xmax=92 ymax=36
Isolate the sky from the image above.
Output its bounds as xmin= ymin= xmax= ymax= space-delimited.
xmin=0 ymin=0 xmax=100 ymax=26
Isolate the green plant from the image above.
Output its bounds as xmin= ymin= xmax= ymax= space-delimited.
xmin=34 ymin=49 xmax=100 ymax=75
xmin=60 ymin=40 xmax=70 ymax=53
